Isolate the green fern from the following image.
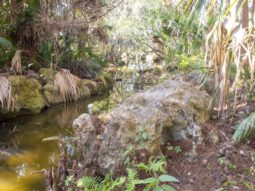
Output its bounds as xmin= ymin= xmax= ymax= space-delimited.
xmin=77 ymin=175 xmax=125 ymax=191
xmin=233 ymin=112 xmax=255 ymax=142
xmin=125 ymin=168 xmax=139 ymax=191
xmin=77 ymin=176 xmax=102 ymax=190
xmin=136 ymin=157 xmax=166 ymax=174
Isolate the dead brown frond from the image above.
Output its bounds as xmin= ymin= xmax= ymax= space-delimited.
xmin=10 ymin=50 xmax=22 ymax=74
xmin=206 ymin=20 xmax=255 ymax=115
xmin=54 ymin=69 xmax=82 ymax=102
xmin=0 ymin=76 xmax=14 ymax=111
xmin=205 ymin=24 xmax=230 ymax=114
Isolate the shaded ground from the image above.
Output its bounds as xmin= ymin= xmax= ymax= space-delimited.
xmin=165 ymin=103 xmax=255 ymax=191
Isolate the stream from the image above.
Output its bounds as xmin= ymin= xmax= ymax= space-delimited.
xmin=0 ymin=68 xmax=141 ymax=191
xmin=0 ymin=97 xmax=104 ymax=191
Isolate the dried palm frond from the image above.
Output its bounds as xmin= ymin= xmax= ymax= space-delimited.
xmin=233 ymin=112 xmax=255 ymax=142
xmin=10 ymin=50 xmax=22 ymax=74
xmin=0 ymin=77 xmax=14 ymax=111
xmin=54 ymin=69 xmax=82 ymax=102
xmin=205 ymin=24 xmax=231 ymax=114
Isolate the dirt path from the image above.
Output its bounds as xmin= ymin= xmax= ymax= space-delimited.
xmin=165 ymin=106 xmax=255 ymax=191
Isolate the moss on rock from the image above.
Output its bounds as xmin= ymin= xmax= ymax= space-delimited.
xmin=8 ymin=75 xmax=46 ymax=114
xmin=39 ymin=68 xmax=54 ymax=83
xmin=42 ymin=82 xmax=64 ymax=105
xmin=80 ymin=85 xmax=91 ymax=98
xmin=81 ymin=79 xmax=98 ymax=95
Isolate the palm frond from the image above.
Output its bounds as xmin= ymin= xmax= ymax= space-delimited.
xmin=233 ymin=112 xmax=255 ymax=142
xmin=54 ymin=69 xmax=82 ymax=102
xmin=0 ymin=77 xmax=14 ymax=111
xmin=103 ymin=175 xmax=125 ymax=191
xmin=0 ymin=37 xmax=13 ymax=50
xmin=185 ymin=0 xmax=207 ymax=26
xmin=10 ymin=50 xmax=22 ymax=74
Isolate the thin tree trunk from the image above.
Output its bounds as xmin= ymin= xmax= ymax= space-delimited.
xmin=250 ymin=0 xmax=255 ymax=29
xmin=9 ymin=0 xmax=22 ymax=25
xmin=40 ymin=0 xmax=47 ymax=18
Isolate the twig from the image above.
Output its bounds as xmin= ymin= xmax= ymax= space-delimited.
xmin=31 ymin=169 xmax=47 ymax=174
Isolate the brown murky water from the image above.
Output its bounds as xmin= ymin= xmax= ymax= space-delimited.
xmin=0 ymin=98 xmax=99 ymax=191
xmin=0 ymin=71 xmax=140 ymax=191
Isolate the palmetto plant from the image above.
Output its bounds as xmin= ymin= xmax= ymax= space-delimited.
xmin=233 ymin=112 xmax=255 ymax=142
xmin=0 ymin=37 xmax=15 ymax=66
xmin=0 ymin=76 xmax=13 ymax=111
xmin=54 ymin=69 xmax=82 ymax=102
xmin=0 ymin=37 xmax=13 ymax=50
xmin=181 ymin=0 xmax=255 ymax=141
xmin=181 ymin=0 xmax=255 ymax=114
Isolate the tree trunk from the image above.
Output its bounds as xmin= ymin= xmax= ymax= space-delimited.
xmin=9 ymin=0 xmax=23 ymax=25
xmin=40 ymin=0 xmax=47 ymax=18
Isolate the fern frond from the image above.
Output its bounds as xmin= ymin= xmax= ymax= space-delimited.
xmin=137 ymin=158 xmax=166 ymax=174
xmin=148 ymin=158 xmax=166 ymax=174
xmin=125 ymin=168 xmax=139 ymax=191
xmin=233 ymin=112 xmax=255 ymax=142
xmin=77 ymin=176 xmax=101 ymax=190
xmin=105 ymin=176 xmax=125 ymax=191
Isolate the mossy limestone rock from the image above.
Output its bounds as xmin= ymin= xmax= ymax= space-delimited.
xmin=42 ymin=82 xmax=64 ymax=105
xmin=8 ymin=75 xmax=46 ymax=114
xmin=39 ymin=68 xmax=54 ymax=83
xmin=73 ymin=79 xmax=211 ymax=175
xmin=80 ymin=85 xmax=91 ymax=98
xmin=81 ymin=79 xmax=98 ymax=95
xmin=95 ymin=76 xmax=110 ymax=95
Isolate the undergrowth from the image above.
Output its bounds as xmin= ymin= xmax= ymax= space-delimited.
xmin=65 ymin=157 xmax=179 ymax=191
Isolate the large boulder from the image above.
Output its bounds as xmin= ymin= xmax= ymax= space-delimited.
xmin=8 ymin=75 xmax=46 ymax=114
xmin=41 ymin=82 xmax=64 ymax=105
xmin=39 ymin=68 xmax=55 ymax=83
xmin=73 ymin=79 xmax=211 ymax=175
xmin=39 ymin=68 xmax=63 ymax=105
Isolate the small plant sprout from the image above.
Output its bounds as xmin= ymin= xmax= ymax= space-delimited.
xmin=167 ymin=143 xmax=182 ymax=154
xmin=218 ymin=157 xmax=226 ymax=166
xmin=134 ymin=125 xmax=148 ymax=148
xmin=136 ymin=157 xmax=179 ymax=191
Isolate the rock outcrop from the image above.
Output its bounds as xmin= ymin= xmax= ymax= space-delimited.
xmin=0 ymin=68 xmax=113 ymax=120
xmin=8 ymin=75 xmax=46 ymax=114
xmin=73 ymin=79 xmax=211 ymax=175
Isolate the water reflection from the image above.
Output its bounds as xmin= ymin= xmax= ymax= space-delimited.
xmin=0 ymin=98 xmax=101 ymax=191
xmin=0 ymin=69 xmax=143 ymax=190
